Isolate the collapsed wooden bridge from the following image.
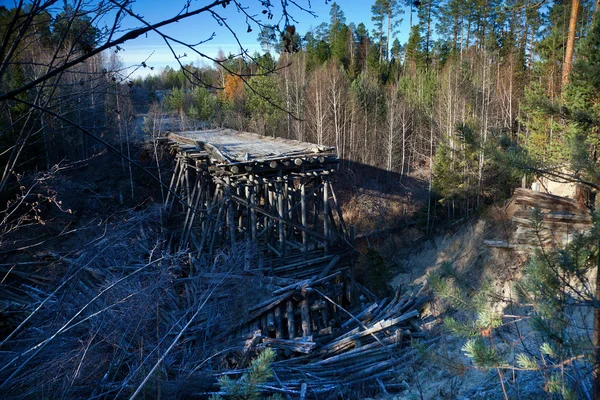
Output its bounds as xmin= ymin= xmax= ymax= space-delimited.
xmin=160 ymin=130 xmax=428 ymax=396
xmin=164 ymin=128 xmax=354 ymax=278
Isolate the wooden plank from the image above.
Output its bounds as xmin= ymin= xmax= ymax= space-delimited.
xmin=513 ymin=188 xmax=582 ymax=211
xmin=318 ymin=255 xmax=341 ymax=279
xmin=169 ymin=129 xmax=335 ymax=164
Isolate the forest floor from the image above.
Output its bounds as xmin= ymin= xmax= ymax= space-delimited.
xmin=380 ymin=201 xmax=566 ymax=399
xmin=1 ymin=117 xmax=564 ymax=398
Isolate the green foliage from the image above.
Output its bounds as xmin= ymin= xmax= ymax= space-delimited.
xmin=516 ymin=353 xmax=538 ymax=370
xmin=519 ymin=84 xmax=567 ymax=164
xmin=539 ymin=342 xmax=554 ymax=357
xmin=163 ymin=87 xmax=186 ymax=114
xmin=211 ymin=348 xmax=282 ymax=400
xmin=257 ymin=26 xmax=278 ymax=52
xmin=52 ymin=5 xmax=99 ymax=52
xmin=189 ymin=87 xmax=217 ymax=121
xmin=404 ymin=25 xmax=424 ymax=73
xmin=444 ymin=316 xmax=478 ymax=338
xmin=475 ymin=309 xmax=502 ymax=331
xmin=431 ymin=210 xmax=600 ymax=396
xmin=359 ymin=248 xmax=393 ymax=296
xmin=245 ymin=74 xmax=283 ymax=135
xmin=432 ymin=122 xmax=491 ymax=218
xmin=462 ymin=338 xmax=502 ymax=368
xmin=428 ymin=268 xmax=469 ymax=311
xmin=306 ymin=38 xmax=331 ymax=69
xmin=330 ymin=23 xmax=350 ymax=68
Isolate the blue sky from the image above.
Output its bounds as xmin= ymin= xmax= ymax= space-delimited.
xmin=112 ymin=0 xmax=414 ymax=77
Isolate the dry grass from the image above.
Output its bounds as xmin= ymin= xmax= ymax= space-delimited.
xmin=0 ymin=201 xmax=276 ymax=399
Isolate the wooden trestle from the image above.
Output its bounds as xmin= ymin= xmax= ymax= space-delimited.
xmin=164 ymin=129 xmax=354 ymax=279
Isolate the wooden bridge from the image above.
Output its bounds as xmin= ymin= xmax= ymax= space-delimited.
xmin=162 ymin=130 xmax=428 ymax=395
xmin=164 ymin=129 xmax=354 ymax=279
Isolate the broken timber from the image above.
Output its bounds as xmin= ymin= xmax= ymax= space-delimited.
xmin=163 ymin=129 xmax=354 ymax=278
xmin=484 ymin=188 xmax=593 ymax=251
xmin=208 ymin=288 xmax=431 ymax=397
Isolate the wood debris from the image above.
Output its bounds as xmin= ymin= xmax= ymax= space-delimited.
xmin=210 ymin=281 xmax=430 ymax=397
xmin=485 ymin=188 xmax=593 ymax=251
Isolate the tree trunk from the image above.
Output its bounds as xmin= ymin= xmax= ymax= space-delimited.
xmin=562 ymin=0 xmax=580 ymax=87
xmin=386 ymin=9 xmax=392 ymax=63
xmin=594 ymin=247 xmax=600 ymax=400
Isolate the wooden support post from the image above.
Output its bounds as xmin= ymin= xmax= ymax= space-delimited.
xmin=285 ymin=179 xmax=293 ymax=239
xmin=300 ymin=299 xmax=311 ymax=337
xmin=208 ymin=193 xmax=226 ymax=260
xmin=179 ymin=172 xmax=201 ymax=250
xmin=165 ymin=156 xmax=180 ymax=208
xmin=267 ymin=311 xmax=276 ymax=334
xmin=274 ymin=306 xmax=283 ymax=338
xmin=244 ymin=241 xmax=251 ymax=271
xmin=182 ymin=176 xmax=206 ymax=249
xmin=301 ymin=181 xmax=307 ymax=252
xmin=261 ymin=314 xmax=268 ymax=334
xmin=225 ymin=176 xmax=236 ymax=250
xmin=198 ymin=183 xmax=219 ymax=257
xmin=277 ymin=173 xmax=286 ymax=258
xmin=183 ymin=163 xmax=191 ymax=202
xmin=328 ymin=180 xmax=348 ymax=238
xmin=266 ymin=184 xmax=273 ymax=243
xmin=250 ymin=178 xmax=257 ymax=241
xmin=286 ymin=300 xmax=295 ymax=339
xmin=323 ymin=176 xmax=330 ymax=254
xmin=238 ymin=185 xmax=245 ymax=233
xmin=166 ymin=156 xmax=186 ymax=215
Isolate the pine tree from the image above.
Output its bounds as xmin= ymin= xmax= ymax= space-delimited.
xmin=328 ymin=2 xmax=346 ymax=45
xmin=210 ymin=348 xmax=283 ymax=400
xmin=416 ymin=0 xmax=437 ymax=69
xmin=257 ymin=26 xmax=278 ymax=53
xmin=371 ymin=0 xmax=403 ymax=63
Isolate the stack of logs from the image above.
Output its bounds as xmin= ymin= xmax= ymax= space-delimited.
xmin=208 ymin=278 xmax=430 ymax=397
xmin=484 ymin=188 xmax=593 ymax=251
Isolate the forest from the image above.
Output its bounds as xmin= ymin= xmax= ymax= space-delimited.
xmin=124 ymin=0 xmax=599 ymax=228
xmin=1 ymin=0 xmax=600 ymax=398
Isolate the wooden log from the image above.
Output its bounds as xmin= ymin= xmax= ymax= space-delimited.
xmin=341 ymin=303 xmax=378 ymax=329
xmin=300 ymin=299 xmax=311 ymax=337
xmin=274 ymin=306 xmax=283 ymax=338
xmin=323 ymin=177 xmax=330 ymax=253
xmin=513 ymin=188 xmax=582 ymax=212
xmin=328 ymin=180 xmax=348 ymax=237
xmin=225 ymin=177 xmax=236 ymax=250
xmin=321 ymin=310 xmax=419 ymax=352
xmin=286 ymin=300 xmax=296 ymax=339
xmin=238 ymin=330 xmax=262 ymax=368
xmin=267 ymin=311 xmax=276 ymax=333
xmin=262 ymin=337 xmax=316 ymax=354
xmin=483 ymin=240 xmax=516 ymax=249
xmin=249 ymin=291 xmax=293 ymax=314
xmin=318 ymin=255 xmax=341 ymax=278
xmin=277 ymin=177 xmax=286 ymax=256
xmin=301 ymin=182 xmax=307 ymax=251
xmin=513 ymin=209 xmax=592 ymax=224
xmin=165 ymin=156 xmax=181 ymax=209
xmin=250 ymin=180 xmax=257 ymax=240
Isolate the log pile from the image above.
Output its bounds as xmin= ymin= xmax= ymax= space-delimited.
xmin=209 ymin=285 xmax=430 ymax=397
xmin=484 ymin=188 xmax=593 ymax=251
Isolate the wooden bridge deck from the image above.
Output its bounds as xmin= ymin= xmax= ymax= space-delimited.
xmin=168 ymin=129 xmax=335 ymax=164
